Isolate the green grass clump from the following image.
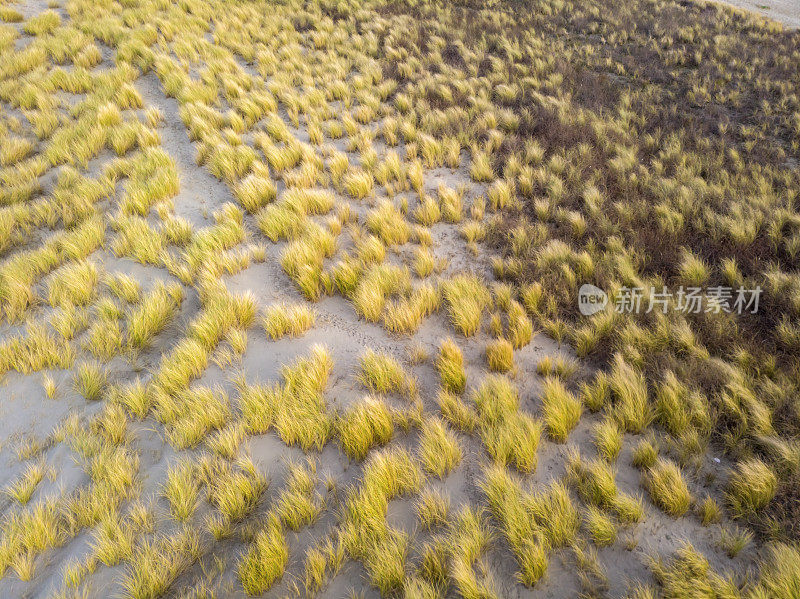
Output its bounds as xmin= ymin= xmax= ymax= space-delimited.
xmin=585 ymin=506 xmax=617 ymax=547
xmin=593 ymin=418 xmax=622 ymax=462
xmin=382 ymin=282 xmax=440 ymax=335
xmin=204 ymin=457 xmax=267 ymax=526
xmin=649 ymin=543 xmax=741 ymax=599
xmin=272 ymin=345 xmax=334 ymax=451
xmin=358 ymin=348 xmax=416 ymax=398
xmin=536 ymin=355 xmax=578 ymax=379
xmin=567 ymin=450 xmax=619 ymax=509
xmin=645 ymin=458 xmax=692 ymax=517
xmin=366 ymin=200 xmax=409 ymax=246
xmin=447 ymin=507 xmax=498 ymax=596
xmin=157 ymin=385 xmax=230 ymax=449
xmin=749 ymin=542 xmax=800 ymax=599
xmin=632 ymin=437 xmax=659 ymax=469
xmin=107 ymin=273 xmax=141 ymax=304
xmin=336 ymin=396 xmax=394 ymax=460
xmin=419 ymin=418 xmax=462 ymax=478
xmin=23 ymin=10 xmax=60 ymax=35
xmin=726 ymin=458 xmax=777 ymax=517
xmin=609 ymin=354 xmax=652 ymax=434
xmin=437 ymin=389 xmax=478 ymax=432
xmin=442 ymin=274 xmax=491 ymax=337
xmin=274 ymin=461 xmax=321 ymax=531
xmin=416 ymin=487 xmax=450 ymax=530
xmin=473 ymin=375 xmax=541 ymax=472
xmin=719 ymin=525 xmax=752 ymax=558
xmin=73 ymin=361 xmax=107 ymax=401
xmin=473 ymin=374 xmax=519 ymax=424
xmin=437 ymin=337 xmax=466 ymax=394
xmin=263 ymin=303 xmax=316 ymax=339
xmin=341 ymin=448 xmax=422 ymax=589
xmin=482 ymin=465 xmax=579 ymax=585
xmin=127 ymin=281 xmax=184 ymax=351
xmin=163 ymin=461 xmax=199 ymax=522
xmin=234 ymin=173 xmax=277 ymax=213
xmin=239 ymin=516 xmax=288 ymax=595
xmin=279 ymin=224 xmax=336 ymax=301
xmin=352 ymin=263 xmax=410 ymax=322
xmin=541 ymin=377 xmax=582 ymax=443
xmin=47 ymin=260 xmax=98 ymax=307
xmin=486 ymin=338 xmax=514 ymax=373
xmin=120 ymin=528 xmax=201 ymax=599
xmin=698 ymin=495 xmax=721 ymax=526
xmin=343 ymin=169 xmax=374 ymax=199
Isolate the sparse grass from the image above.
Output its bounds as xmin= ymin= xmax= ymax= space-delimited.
xmin=382 ymin=282 xmax=439 ymax=335
xmin=204 ymin=456 xmax=267 ymax=527
xmin=366 ymin=201 xmax=409 ymax=246
xmin=120 ymin=528 xmax=201 ymax=599
xmin=632 ymin=437 xmax=659 ymax=469
xmin=474 ymin=376 xmax=541 ymax=472
xmin=437 ymin=388 xmax=478 ymax=432
xmin=23 ymin=10 xmax=60 ymax=35
xmin=42 ymin=373 xmax=56 ymax=399
xmin=352 ymin=263 xmax=410 ymax=322
xmin=567 ymin=450 xmax=619 ymax=510
xmin=274 ymin=460 xmax=321 ymax=531
xmin=719 ymin=524 xmax=752 ymax=558
xmin=234 ymin=173 xmax=277 ymax=213
xmin=107 ymin=273 xmax=141 ymax=304
xmin=344 ymin=169 xmax=374 ymax=200
xmin=47 ymin=260 xmax=98 ymax=308
xmin=649 ymin=543 xmax=741 ymax=598
xmin=2 ymin=0 xmax=798 ymax=591
xmin=749 ymin=542 xmax=800 ymax=599
xmin=6 ymin=460 xmax=46 ymax=505
xmin=270 ymin=345 xmax=333 ymax=451
xmin=536 ymin=355 xmax=578 ymax=379
xmin=608 ymin=354 xmax=652 ymax=434
xmin=482 ymin=465 xmax=578 ymax=585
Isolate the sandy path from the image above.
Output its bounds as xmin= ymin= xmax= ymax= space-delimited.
xmin=710 ymin=0 xmax=800 ymax=28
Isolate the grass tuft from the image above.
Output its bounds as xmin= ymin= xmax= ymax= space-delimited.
xmin=263 ymin=303 xmax=316 ymax=339
xmin=541 ymin=377 xmax=582 ymax=443
xmin=644 ymin=458 xmax=691 ymax=517
xmin=726 ymin=458 xmax=777 ymax=517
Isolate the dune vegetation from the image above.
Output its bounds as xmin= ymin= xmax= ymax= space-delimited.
xmin=0 ymin=0 xmax=798 ymax=597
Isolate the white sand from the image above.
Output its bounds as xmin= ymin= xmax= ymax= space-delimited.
xmin=712 ymin=0 xmax=800 ymax=29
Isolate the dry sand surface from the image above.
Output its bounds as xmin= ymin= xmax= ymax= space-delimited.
xmin=0 ymin=0 xmax=797 ymax=598
xmin=713 ymin=0 xmax=800 ymax=28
